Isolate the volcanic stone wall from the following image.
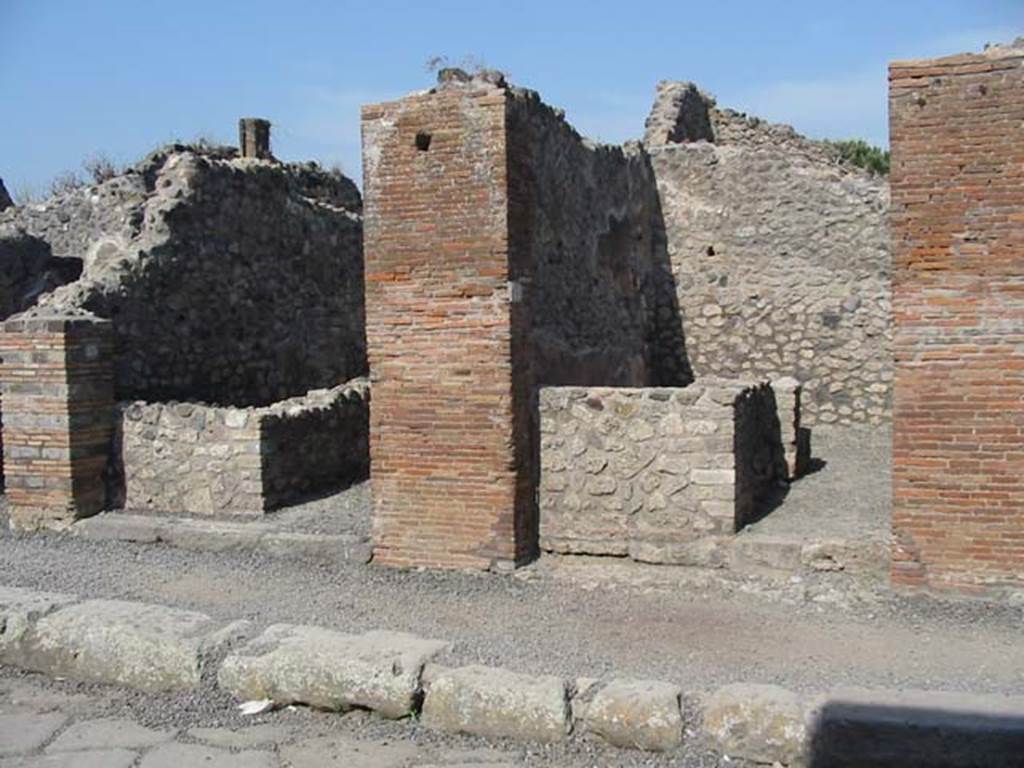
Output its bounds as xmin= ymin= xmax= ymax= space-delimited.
xmin=645 ymin=83 xmax=891 ymax=425
xmin=113 ymin=380 xmax=369 ymax=516
xmin=889 ymin=41 xmax=1024 ymax=596
xmin=1 ymin=146 xmax=365 ymax=407
xmin=538 ymin=380 xmax=789 ymax=566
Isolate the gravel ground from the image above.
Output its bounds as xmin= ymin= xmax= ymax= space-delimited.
xmin=1 ymin=423 xmax=1022 ymax=764
xmin=745 ymin=425 xmax=891 ymax=544
xmin=1 ymin=519 xmax=1022 ymax=700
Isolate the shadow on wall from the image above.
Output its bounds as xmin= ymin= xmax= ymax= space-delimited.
xmin=642 ymin=150 xmax=694 ymax=388
xmin=807 ymin=697 xmax=1024 ymax=768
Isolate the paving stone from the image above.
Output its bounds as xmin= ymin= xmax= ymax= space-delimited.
xmin=46 ymin=718 xmax=174 ymax=752
xmin=219 ymin=625 xmax=448 ymax=718
xmin=279 ymin=735 xmax=420 ymax=768
xmin=422 ymin=665 xmax=570 ymax=743
xmin=809 ymin=687 xmax=1024 ymax=768
xmin=139 ymin=742 xmax=278 ymax=768
xmin=14 ymin=599 xmax=244 ymax=691
xmin=186 ymin=724 xmax=289 ymax=749
xmin=0 ymin=713 xmax=67 ymax=756
xmin=0 ymin=587 xmax=78 ymax=667
xmin=0 ymin=748 xmax=138 ymax=768
xmin=72 ymin=514 xmax=165 ymax=544
xmin=583 ymin=678 xmax=683 ymax=751
xmin=703 ymin=683 xmax=807 ymax=766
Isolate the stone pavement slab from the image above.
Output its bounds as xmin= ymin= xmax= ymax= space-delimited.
xmin=279 ymin=735 xmax=420 ymax=768
xmin=0 ymin=748 xmax=138 ymax=768
xmin=139 ymin=742 xmax=278 ymax=768
xmin=187 ymin=724 xmax=289 ymax=749
xmin=46 ymin=717 xmax=175 ymax=752
xmin=0 ymin=713 xmax=66 ymax=756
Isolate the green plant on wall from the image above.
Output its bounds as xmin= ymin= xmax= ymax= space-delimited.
xmin=825 ymin=139 xmax=890 ymax=175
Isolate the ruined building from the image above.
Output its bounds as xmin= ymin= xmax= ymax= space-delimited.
xmin=0 ymin=123 xmax=368 ymax=526
xmin=361 ymin=71 xmax=888 ymax=570
xmin=1 ymin=40 xmax=1020 ymax=599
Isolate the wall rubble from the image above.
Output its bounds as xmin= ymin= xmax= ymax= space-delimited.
xmin=0 ymin=145 xmax=366 ymax=407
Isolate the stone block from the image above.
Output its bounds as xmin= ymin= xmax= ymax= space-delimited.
xmin=2 ymin=749 xmax=139 ymax=768
xmin=0 ymin=586 xmax=78 ymax=666
xmin=11 ymin=599 xmax=242 ymax=691
xmin=808 ymin=687 xmax=1024 ymax=768
xmin=583 ymin=679 xmax=683 ymax=751
xmin=218 ymin=624 xmax=449 ymax=718
xmin=0 ymin=713 xmax=67 ymax=756
xmin=703 ymin=683 xmax=807 ymax=766
xmin=139 ymin=743 xmax=276 ymax=768
xmin=46 ymin=718 xmax=174 ymax=752
xmin=422 ymin=665 xmax=570 ymax=743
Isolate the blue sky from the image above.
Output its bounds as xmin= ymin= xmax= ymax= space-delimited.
xmin=1 ymin=0 xmax=1021 ymax=197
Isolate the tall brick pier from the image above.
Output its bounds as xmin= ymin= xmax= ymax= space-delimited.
xmin=889 ymin=42 xmax=1024 ymax=595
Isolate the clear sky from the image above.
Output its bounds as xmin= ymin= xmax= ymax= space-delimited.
xmin=2 ymin=0 xmax=1021 ymax=197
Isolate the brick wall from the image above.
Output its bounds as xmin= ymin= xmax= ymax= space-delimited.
xmin=889 ymin=43 xmax=1024 ymax=595
xmin=0 ymin=313 xmax=113 ymax=529
xmin=362 ymin=80 xmax=522 ymax=569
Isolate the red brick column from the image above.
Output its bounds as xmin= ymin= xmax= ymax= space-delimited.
xmin=0 ymin=314 xmax=114 ymax=529
xmin=889 ymin=45 xmax=1024 ymax=595
xmin=362 ymin=83 xmax=527 ymax=569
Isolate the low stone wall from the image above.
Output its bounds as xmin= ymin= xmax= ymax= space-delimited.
xmin=538 ymin=380 xmax=790 ymax=566
xmin=113 ymin=380 xmax=369 ymax=516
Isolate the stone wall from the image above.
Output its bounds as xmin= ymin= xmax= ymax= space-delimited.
xmin=0 ymin=145 xmax=365 ymax=407
xmin=889 ymin=41 xmax=1024 ymax=596
xmin=645 ymin=83 xmax=891 ymax=426
xmin=538 ymin=380 xmax=788 ymax=566
xmin=113 ymin=380 xmax=369 ymax=517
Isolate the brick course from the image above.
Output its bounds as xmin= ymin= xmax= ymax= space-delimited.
xmin=889 ymin=43 xmax=1024 ymax=595
xmin=0 ymin=314 xmax=113 ymax=529
xmin=362 ymin=84 xmax=520 ymax=569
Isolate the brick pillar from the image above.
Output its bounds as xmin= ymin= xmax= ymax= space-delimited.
xmin=889 ymin=43 xmax=1024 ymax=596
xmin=361 ymin=81 xmax=527 ymax=570
xmin=0 ymin=314 xmax=114 ymax=529
xmin=238 ymin=118 xmax=272 ymax=159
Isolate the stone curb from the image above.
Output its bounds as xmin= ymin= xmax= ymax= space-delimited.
xmin=3 ymin=584 xmax=1024 ymax=765
xmin=72 ymin=513 xmax=373 ymax=564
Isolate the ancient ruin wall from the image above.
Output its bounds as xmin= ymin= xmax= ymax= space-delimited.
xmin=889 ymin=43 xmax=1024 ymax=596
xmin=114 ymin=380 xmax=368 ymax=516
xmin=506 ymin=91 xmax=659 ymax=387
xmin=1 ymin=147 xmax=365 ymax=407
xmin=363 ymin=74 xmax=679 ymax=569
xmin=362 ymin=79 xmax=521 ymax=569
xmin=538 ymin=381 xmax=787 ymax=566
xmin=645 ymin=84 xmax=891 ymax=426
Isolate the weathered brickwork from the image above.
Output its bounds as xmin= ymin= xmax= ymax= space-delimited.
xmin=112 ymin=381 xmax=368 ymax=517
xmin=645 ymin=84 xmax=891 ymax=425
xmin=889 ymin=42 xmax=1024 ymax=596
xmin=363 ymin=73 xmax=685 ymax=569
xmin=0 ymin=312 xmax=113 ymax=529
xmin=538 ymin=381 xmax=789 ymax=566
xmin=362 ymin=79 xmax=519 ymax=569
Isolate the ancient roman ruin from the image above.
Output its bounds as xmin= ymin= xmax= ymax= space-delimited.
xmin=0 ymin=40 xmax=1021 ymax=602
